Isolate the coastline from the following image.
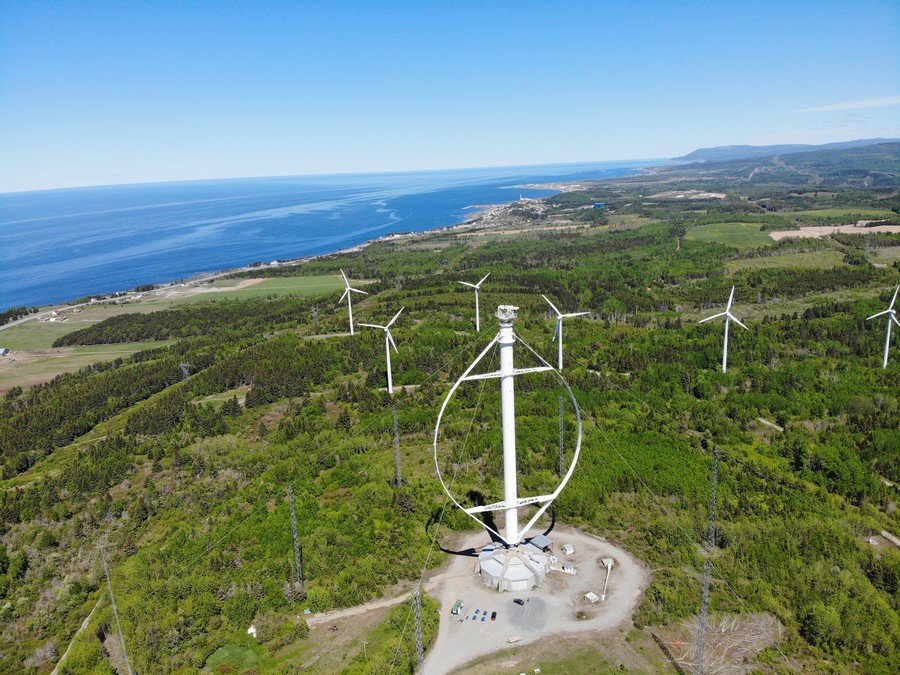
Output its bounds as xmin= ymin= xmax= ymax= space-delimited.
xmin=0 ymin=193 xmax=550 ymax=329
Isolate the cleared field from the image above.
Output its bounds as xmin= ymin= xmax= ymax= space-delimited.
xmin=163 ymin=274 xmax=345 ymax=304
xmin=725 ymin=250 xmax=845 ymax=272
xmin=685 ymin=222 xmax=773 ymax=249
xmin=0 ymin=341 xmax=169 ymax=392
xmin=791 ymin=208 xmax=895 ymax=220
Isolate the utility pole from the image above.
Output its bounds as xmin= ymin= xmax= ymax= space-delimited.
xmin=413 ymin=585 xmax=424 ymax=673
xmin=288 ymin=486 xmax=303 ymax=589
xmin=99 ymin=545 xmax=133 ymax=675
xmin=695 ymin=447 xmax=718 ymax=675
xmin=392 ymin=406 xmax=402 ymax=486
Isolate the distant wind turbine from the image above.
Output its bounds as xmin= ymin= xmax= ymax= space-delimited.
xmin=360 ymin=307 xmax=405 ymax=394
xmin=339 ymin=270 xmax=368 ymax=335
xmin=542 ymin=294 xmax=589 ymax=370
xmin=699 ymin=286 xmax=748 ymax=373
xmin=867 ymin=285 xmax=900 ymax=368
xmin=459 ymin=273 xmax=490 ymax=332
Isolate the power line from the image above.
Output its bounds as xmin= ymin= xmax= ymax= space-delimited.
xmin=413 ymin=585 xmax=424 ymax=674
xmin=99 ymin=545 xmax=133 ymax=675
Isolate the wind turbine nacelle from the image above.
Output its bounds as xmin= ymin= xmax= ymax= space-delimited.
xmin=496 ymin=305 xmax=519 ymax=321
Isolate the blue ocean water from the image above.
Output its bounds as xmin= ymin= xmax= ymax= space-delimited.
xmin=0 ymin=161 xmax=648 ymax=310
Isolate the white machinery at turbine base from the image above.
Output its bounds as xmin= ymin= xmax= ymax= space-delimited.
xmin=434 ymin=305 xmax=582 ymax=592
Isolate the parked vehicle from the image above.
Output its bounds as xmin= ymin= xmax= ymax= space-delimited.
xmin=481 ymin=614 xmax=487 ymax=622
xmin=451 ymin=599 xmax=465 ymax=615
xmin=490 ymin=611 xmax=497 ymax=621
xmin=513 ymin=598 xmax=525 ymax=606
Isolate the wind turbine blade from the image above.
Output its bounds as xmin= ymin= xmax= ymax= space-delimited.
xmin=357 ymin=323 xmax=383 ymax=330
xmin=563 ymin=311 xmax=590 ymax=318
xmin=892 ymin=314 xmax=900 ymax=328
xmin=699 ymin=312 xmax=727 ymax=324
xmin=552 ymin=319 xmax=560 ymax=342
xmin=477 ymin=272 xmax=491 ymax=287
xmin=388 ymin=331 xmax=398 ymax=352
xmin=729 ymin=314 xmax=749 ymax=330
xmin=727 ymin=286 xmax=736 ymax=310
xmin=350 ymin=287 xmax=368 ymax=295
xmin=541 ymin=294 xmax=561 ymax=317
xmin=341 ymin=269 xmax=350 ymax=287
xmin=867 ymin=310 xmax=891 ymax=321
xmin=387 ymin=306 xmax=405 ymax=327
xmin=459 ymin=281 xmax=477 ymax=288
xmin=890 ymin=285 xmax=900 ymax=310
xmin=339 ymin=289 xmax=349 ymax=303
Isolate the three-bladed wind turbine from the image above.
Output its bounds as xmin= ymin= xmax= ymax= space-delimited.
xmin=542 ymin=294 xmax=589 ymax=370
xmin=339 ymin=270 xmax=368 ymax=335
xmin=699 ymin=286 xmax=748 ymax=373
xmin=867 ymin=285 xmax=900 ymax=368
xmin=459 ymin=273 xmax=490 ymax=332
xmin=360 ymin=307 xmax=405 ymax=394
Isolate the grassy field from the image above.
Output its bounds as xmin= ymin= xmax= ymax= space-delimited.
xmin=791 ymin=208 xmax=896 ymax=221
xmin=685 ymin=222 xmax=774 ymax=249
xmin=0 ymin=341 xmax=171 ymax=393
xmin=725 ymin=250 xmax=846 ymax=272
xmin=163 ymin=274 xmax=346 ymax=305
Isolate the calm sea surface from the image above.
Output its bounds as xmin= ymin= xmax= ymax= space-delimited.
xmin=0 ymin=161 xmax=648 ymax=310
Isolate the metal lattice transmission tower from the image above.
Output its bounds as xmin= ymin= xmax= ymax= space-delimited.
xmin=287 ymin=486 xmax=304 ymax=588
xmin=695 ymin=447 xmax=719 ymax=675
xmin=99 ymin=545 xmax=133 ymax=675
xmin=413 ymin=585 xmax=424 ymax=673
xmin=392 ymin=405 xmax=402 ymax=486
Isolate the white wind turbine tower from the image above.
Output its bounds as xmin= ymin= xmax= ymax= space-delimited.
xmin=339 ymin=269 xmax=368 ymax=335
xmin=699 ymin=286 xmax=748 ymax=373
xmin=542 ymin=294 xmax=589 ymax=370
xmin=359 ymin=307 xmax=405 ymax=394
xmin=867 ymin=285 xmax=900 ymax=368
xmin=459 ymin=273 xmax=490 ymax=332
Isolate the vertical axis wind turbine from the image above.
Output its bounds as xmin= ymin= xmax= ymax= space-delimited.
xmin=699 ymin=286 xmax=748 ymax=373
xmin=339 ymin=269 xmax=368 ymax=335
xmin=867 ymin=285 xmax=900 ymax=368
xmin=360 ymin=307 xmax=405 ymax=394
xmin=542 ymin=294 xmax=589 ymax=370
xmin=459 ymin=273 xmax=490 ymax=332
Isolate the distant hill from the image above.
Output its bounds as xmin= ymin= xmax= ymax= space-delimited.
xmin=675 ymin=138 xmax=898 ymax=163
xmin=653 ymin=141 xmax=900 ymax=189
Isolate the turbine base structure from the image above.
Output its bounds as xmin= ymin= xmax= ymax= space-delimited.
xmin=474 ymin=542 xmax=549 ymax=592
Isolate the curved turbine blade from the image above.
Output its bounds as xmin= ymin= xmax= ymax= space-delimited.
xmin=552 ymin=318 xmax=561 ymax=341
xmin=727 ymin=286 xmax=736 ymax=310
xmin=699 ymin=311 xmax=727 ymax=324
xmin=477 ymin=272 xmax=491 ymax=287
xmin=459 ymin=281 xmax=477 ymax=288
xmin=541 ymin=294 xmax=561 ymax=317
xmin=892 ymin=314 xmax=900 ymax=328
xmin=350 ymin=287 xmax=368 ymax=295
xmin=890 ymin=285 xmax=900 ymax=310
xmin=341 ymin=269 xmax=350 ymax=287
xmin=339 ymin=289 xmax=349 ymax=303
xmin=357 ymin=323 xmax=384 ymax=330
xmin=387 ymin=306 xmax=405 ymax=327
xmin=563 ymin=311 xmax=590 ymax=318
xmin=867 ymin=309 xmax=891 ymax=321
xmin=388 ymin=330 xmax=398 ymax=352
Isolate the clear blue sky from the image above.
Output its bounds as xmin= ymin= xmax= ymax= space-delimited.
xmin=1 ymin=1 xmax=898 ymax=192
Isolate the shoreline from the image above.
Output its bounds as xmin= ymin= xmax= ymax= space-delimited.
xmin=0 ymin=194 xmax=549 ymax=330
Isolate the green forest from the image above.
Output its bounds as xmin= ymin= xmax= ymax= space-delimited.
xmin=1 ymin=146 xmax=899 ymax=673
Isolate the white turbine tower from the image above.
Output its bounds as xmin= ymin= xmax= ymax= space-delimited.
xmin=699 ymin=286 xmax=748 ymax=373
xmin=339 ymin=269 xmax=368 ymax=335
xmin=542 ymin=294 xmax=589 ymax=370
xmin=459 ymin=273 xmax=490 ymax=332
xmin=435 ymin=305 xmax=582 ymax=548
xmin=359 ymin=307 xmax=405 ymax=394
xmin=867 ymin=285 xmax=900 ymax=368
